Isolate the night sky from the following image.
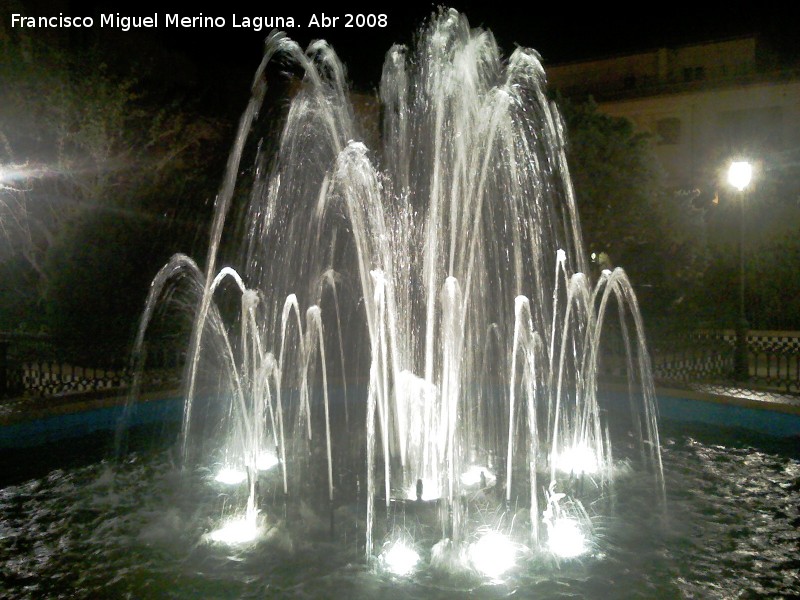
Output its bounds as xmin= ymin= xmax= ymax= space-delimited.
xmin=11 ymin=1 xmax=798 ymax=94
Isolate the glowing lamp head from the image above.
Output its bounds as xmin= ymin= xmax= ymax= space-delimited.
xmin=728 ymin=161 xmax=752 ymax=191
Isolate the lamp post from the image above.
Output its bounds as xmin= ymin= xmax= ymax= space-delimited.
xmin=727 ymin=160 xmax=752 ymax=381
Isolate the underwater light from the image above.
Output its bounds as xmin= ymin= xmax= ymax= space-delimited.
xmin=547 ymin=517 xmax=588 ymax=559
xmin=205 ymin=513 xmax=262 ymax=545
xmin=406 ymin=478 xmax=441 ymax=501
xmin=468 ymin=531 xmax=516 ymax=579
xmin=381 ymin=540 xmax=420 ymax=576
xmin=255 ymin=450 xmax=280 ymax=471
xmin=553 ymin=445 xmax=599 ymax=476
xmin=214 ymin=467 xmax=247 ymax=485
xmin=460 ymin=465 xmax=495 ymax=488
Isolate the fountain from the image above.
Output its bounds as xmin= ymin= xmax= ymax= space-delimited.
xmin=128 ymin=7 xmax=665 ymax=575
xmin=4 ymin=10 xmax=799 ymax=599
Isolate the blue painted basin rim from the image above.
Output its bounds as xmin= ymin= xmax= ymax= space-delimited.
xmin=1 ymin=385 xmax=798 ymax=450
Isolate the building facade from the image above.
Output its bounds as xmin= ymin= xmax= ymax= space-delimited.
xmin=547 ymin=37 xmax=800 ymax=199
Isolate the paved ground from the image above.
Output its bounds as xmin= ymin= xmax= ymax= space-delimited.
xmin=684 ymin=383 xmax=800 ymax=410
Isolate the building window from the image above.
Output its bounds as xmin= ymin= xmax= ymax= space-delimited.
xmin=682 ymin=66 xmax=706 ymax=82
xmin=656 ymin=117 xmax=682 ymax=145
xmin=717 ymin=106 xmax=783 ymax=151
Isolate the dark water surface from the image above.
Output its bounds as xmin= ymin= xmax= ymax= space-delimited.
xmin=1 ymin=421 xmax=798 ymax=599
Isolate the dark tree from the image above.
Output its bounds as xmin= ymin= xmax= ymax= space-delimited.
xmin=560 ymin=97 xmax=709 ymax=321
xmin=0 ymin=34 xmax=226 ymax=349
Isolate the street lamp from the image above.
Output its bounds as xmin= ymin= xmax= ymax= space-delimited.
xmin=727 ymin=160 xmax=752 ymax=381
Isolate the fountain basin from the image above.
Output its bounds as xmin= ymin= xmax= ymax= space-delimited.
xmin=656 ymin=387 xmax=800 ymax=438
xmin=0 ymin=402 xmax=796 ymax=598
xmin=0 ymin=391 xmax=182 ymax=449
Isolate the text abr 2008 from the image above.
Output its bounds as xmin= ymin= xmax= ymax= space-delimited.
xmin=345 ymin=14 xmax=388 ymax=28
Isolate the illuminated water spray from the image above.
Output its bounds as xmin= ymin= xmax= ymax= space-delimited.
xmin=126 ymin=8 xmax=663 ymax=567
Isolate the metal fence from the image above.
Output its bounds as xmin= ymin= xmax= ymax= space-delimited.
xmin=603 ymin=328 xmax=800 ymax=397
xmin=2 ymin=329 xmax=798 ymax=401
xmin=0 ymin=333 xmax=184 ymax=399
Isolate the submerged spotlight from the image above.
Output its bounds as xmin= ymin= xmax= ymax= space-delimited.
xmin=553 ymin=445 xmax=599 ymax=476
xmin=460 ymin=465 xmax=496 ymax=489
xmin=469 ymin=531 xmax=516 ymax=579
xmin=205 ymin=513 xmax=262 ymax=546
xmin=255 ymin=450 xmax=280 ymax=471
xmin=547 ymin=517 xmax=588 ymax=559
xmin=214 ymin=467 xmax=247 ymax=485
xmin=406 ymin=477 xmax=440 ymax=501
xmin=381 ymin=540 xmax=420 ymax=576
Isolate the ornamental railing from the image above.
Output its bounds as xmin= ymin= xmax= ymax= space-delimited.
xmin=2 ymin=329 xmax=798 ymax=401
xmin=601 ymin=328 xmax=800 ymax=397
xmin=0 ymin=332 xmax=184 ymax=399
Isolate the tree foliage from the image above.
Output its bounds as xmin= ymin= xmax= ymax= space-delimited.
xmin=0 ymin=35 xmax=224 ymax=342
xmin=560 ymin=97 xmax=709 ymax=318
